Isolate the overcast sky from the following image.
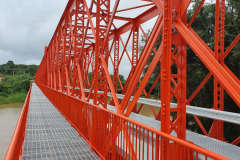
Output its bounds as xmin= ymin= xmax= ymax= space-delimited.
xmin=0 ymin=0 xmax=157 ymax=78
xmin=0 ymin=0 xmax=202 ymax=78
xmin=0 ymin=0 xmax=69 ymax=65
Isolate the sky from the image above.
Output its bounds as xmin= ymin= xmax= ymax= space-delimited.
xmin=0 ymin=0 xmax=67 ymax=65
xmin=0 ymin=0 xmax=156 ymax=78
xmin=0 ymin=0 xmax=201 ymax=78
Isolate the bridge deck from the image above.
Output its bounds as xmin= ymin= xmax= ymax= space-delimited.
xmin=22 ymin=84 xmax=100 ymax=160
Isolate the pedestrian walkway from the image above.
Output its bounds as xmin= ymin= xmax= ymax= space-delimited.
xmin=22 ymin=84 xmax=100 ymax=160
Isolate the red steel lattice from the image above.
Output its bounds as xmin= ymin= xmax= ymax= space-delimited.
xmin=29 ymin=0 xmax=240 ymax=159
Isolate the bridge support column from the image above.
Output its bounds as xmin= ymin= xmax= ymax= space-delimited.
xmin=113 ymin=36 xmax=119 ymax=93
xmin=132 ymin=26 xmax=139 ymax=113
xmin=210 ymin=0 xmax=225 ymax=141
xmin=93 ymin=0 xmax=110 ymax=109
xmin=161 ymin=0 xmax=187 ymax=159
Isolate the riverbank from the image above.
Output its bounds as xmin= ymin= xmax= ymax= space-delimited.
xmin=0 ymin=102 xmax=24 ymax=109
xmin=0 ymin=103 xmax=23 ymax=159
xmin=0 ymin=93 xmax=27 ymax=105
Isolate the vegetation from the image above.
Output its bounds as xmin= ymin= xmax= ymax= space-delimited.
xmin=139 ymin=0 xmax=240 ymax=143
xmin=0 ymin=92 xmax=28 ymax=105
xmin=88 ymin=72 xmax=126 ymax=93
xmin=0 ymin=60 xmax=38 ymax=77
xmin=0 ymin=61 xmax=37 ymax=104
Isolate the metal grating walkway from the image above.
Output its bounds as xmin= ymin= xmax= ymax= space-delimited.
xmin=22 ymin=84 xmax=100 ymax=160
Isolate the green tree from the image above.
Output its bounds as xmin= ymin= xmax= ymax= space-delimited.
xmin=0 ymin=61 xmax=39 ymax=76
xmin=139 ymin=0 xmax=240 ymax=143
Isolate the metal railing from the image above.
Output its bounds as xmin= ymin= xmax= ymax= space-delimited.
xmin=37 ymin=83 xmax=229 ymax=160
xmin=5 ymin=84 xmax=32 ymax=160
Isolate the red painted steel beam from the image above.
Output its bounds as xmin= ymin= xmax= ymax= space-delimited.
xmin=231 ymin=136 xmax=240 ymax=145
xmin=115 ymin=3 xmax=155 ymax=13
xmin=210 ymin=0 xmax=225 ymax=141
xmin=108 ymin=5 xmax=161 ymax=40
xmin=5 ymin=85 xmax=32 ymax=160
xmin=174 ymin=19 xmax=240 ymax=108
xmin=121 ymin=14 xmax=163 ymax=112
xmin=187 ymin=73 xmax=212 ymax=105
xmin=35 ymin=83 xmax=230 ymax=160
xmin=160 ymin=0 xmax=172 ymax=158
xmin=33 ymin=0 xmax=240 ymax=158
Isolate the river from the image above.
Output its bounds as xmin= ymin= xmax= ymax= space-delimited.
xmin=0 ymin=103 xmax=23 ymax=159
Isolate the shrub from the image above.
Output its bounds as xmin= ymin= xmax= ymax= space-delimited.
xmin=0 ymin=96 xmax=6 ymax=104
xmin=0 ymin=92 xmax=8 ymax=98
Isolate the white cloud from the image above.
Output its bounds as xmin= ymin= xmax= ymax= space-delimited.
xmin=24 ymin=59 xmax=41 ymax=65
xmin=0 ymin=0 xmax=67 ymax=65
xmin=0 ymin=50 xmax=14 ymax=63
xmin=0 ymin=0 xmax=159 ymax=79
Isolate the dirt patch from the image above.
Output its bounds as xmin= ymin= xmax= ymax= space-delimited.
xmin=0 ymin=75 xmax=5 ymax=82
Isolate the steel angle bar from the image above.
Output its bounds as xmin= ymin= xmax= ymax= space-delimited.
xmin=106 ymin=91 xmax=240 ymax=125
xmin=187 ymin=106 xmax=240 ymax=125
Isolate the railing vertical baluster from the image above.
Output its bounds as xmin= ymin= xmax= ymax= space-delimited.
xmin=120 ymin=118 xmax=122 ymax=159
xmin=174 ymin=142 xmax=176 ymax=160
xmin=29 ymin=84 xmax=231 ymax=160
xmin=152 ymin=132 xmax=153 ymax=160
xmin=139 ymin=126 xmax=141 ymax=160
xmin=147 ymin=130 xmax=149 ymax=160
xmin=155 ymin=134 xmax=159 ymax=160
xmin=127 ymin=121 xmax=130 ymax=160
xmin=135 ymin=123 xmax=137 ymax=159
xmin=142 ymin=128 xmax=145 ymax=160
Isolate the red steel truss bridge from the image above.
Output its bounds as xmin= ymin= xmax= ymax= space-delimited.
xmin=5 ymin=0 xmax=240 ymax=159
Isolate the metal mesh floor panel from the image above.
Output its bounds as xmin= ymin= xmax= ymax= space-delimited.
xmin=22 ymin=84 xmax=100 ymax=160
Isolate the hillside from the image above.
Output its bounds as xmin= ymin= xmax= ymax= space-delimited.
xmin=0 ymin=60 xmax=38 ymax=104
xmin=0 ymin=60 xmax=38 ymax=77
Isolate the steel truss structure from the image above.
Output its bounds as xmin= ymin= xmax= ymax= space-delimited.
xmin=34 ymin=0 xmax=240 ymax=159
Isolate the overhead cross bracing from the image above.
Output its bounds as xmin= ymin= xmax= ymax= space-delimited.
xmin=34 ymin=0 xmax=240 ymax=159
xmin=6 ymin=0 xmax=240 ymax=159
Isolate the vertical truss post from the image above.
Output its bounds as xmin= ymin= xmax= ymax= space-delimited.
xmin=175 ymin=12 xmax=187 ymax=140
xmin=53 ymin=37 xmax=57 ymax=90
xmin=160 ymin=0 xmax=172 ymax=159
xmin=132 ymin=26 xmax=139 ymax=113
xmin=55 ymin=34 xmax=60 ymax=91
xmin=71 ymin=0 xmax=85 ymax=98
xmin=57 ymin=28 xmax=63 ymax=92
xmin=113 ymin=36 xmax=119 ymax=92
xmin=84 ymin=49 xmax=90 ymax=88
xmin=46 ymin=46 xmax=50 ymax=87
xmin=93 ymin=0 xmax=99 ymax=105
xmin=100 ymin=0 xmax=110 ymax=109
xmin=93 ymin=0 xmax=100 ymax=105
xmin=64 ymin=12 xmax=71 ymax=95
xmin=59 ymin=25 xmax=65 ymax=93
xmin=93 ymin=0 xmax=110 ymax=108
xmin=71 ymin=1 xmax=79 ymax=97
xmin=160 ymin=0 xmax=187 ymax=158
xmin=50 ymin=42 xmax=54 ymax=89
xmin=210 ymin=0 xmax=225 ymax=141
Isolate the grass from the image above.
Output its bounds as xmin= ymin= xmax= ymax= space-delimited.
xmin=0 ymin=102 xmax=24 ymax=109
xmin=0 ymin=92 xmax=27 ymax=105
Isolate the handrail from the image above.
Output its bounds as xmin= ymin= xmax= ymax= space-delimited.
xmin=5 ymin=84 xmax=32 ymax=160
xmin=84 ymin=89 xmax=240 ymax=125
xmin=37 ymin=82 xmax=230 ymax=160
